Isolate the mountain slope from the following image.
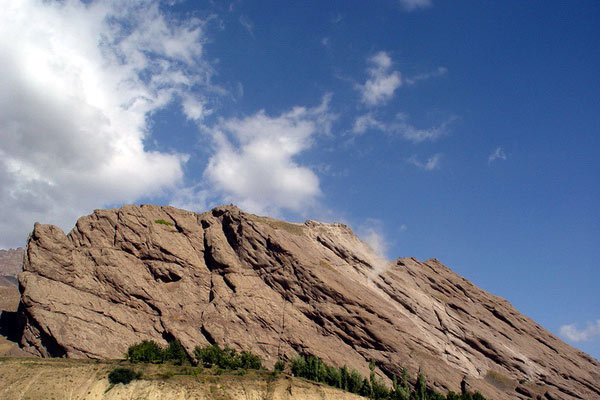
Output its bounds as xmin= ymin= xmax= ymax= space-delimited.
xmin=16 ymin=205 xmax=600 ymax=399
xmin=0 ymin=358 xmax=363 ymax=400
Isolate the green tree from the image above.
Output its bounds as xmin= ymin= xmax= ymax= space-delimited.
xmin=359 ymin=377 xmax=372 ymax=397
xmin=164 ymin=339 xmax=188 ymax=365
xmin=127 ymin=340 xmax=164 ymax=363
xmin=274 ymin=359 xmax=285 ymax=373
xmin=240 ymin=350 xmax=262 ymax=369
xmin=416 ymin=372 xmax=427 ymax=400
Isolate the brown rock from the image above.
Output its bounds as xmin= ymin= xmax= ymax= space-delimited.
xmin=17 ymin=205 xmax=600 ymax=399
xmin=0 ymin=248 xmax=24 ymax=286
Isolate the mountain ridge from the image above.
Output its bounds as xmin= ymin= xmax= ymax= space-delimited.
xmin=15 ymin=204 xmax=600 ymax=399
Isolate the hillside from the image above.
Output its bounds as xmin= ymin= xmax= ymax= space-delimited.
xmin=14 ymin=204 xmax=600 ymax=399
xmin=0 ymin=358 xmax=364 ymax=400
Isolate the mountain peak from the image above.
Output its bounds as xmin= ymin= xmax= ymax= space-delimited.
xmin=15 ymin=204 xmax=600 ymax=399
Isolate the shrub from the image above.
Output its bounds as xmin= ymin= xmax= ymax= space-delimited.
xmin=164 ymin=339 xmax=189 ymax=365
xmin=127 ymin=340 xmax=164 ymax=363
xmin=274 ymin=359 xmax=286 ymax=373
xmin=193 ymin=344 xmax=262 ymax=370
xmin=154 ymin=219 xmax=173 ymax=226
xmin=240 ymin=350 xmax=262 ymax=369
xmin=108 ymin=367 xmax=140 ymax=385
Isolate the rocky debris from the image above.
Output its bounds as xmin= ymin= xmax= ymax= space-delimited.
xmin=17 ymin=205 xmax=600 ymax=399
xmin=0 ymin=248 xmax=24 ymax=286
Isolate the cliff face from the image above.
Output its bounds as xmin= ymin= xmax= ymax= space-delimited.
xmin=0 ymin=248 xmax=23 ymax=286
xmin=17 ymin=205 xmax=600 ymax=399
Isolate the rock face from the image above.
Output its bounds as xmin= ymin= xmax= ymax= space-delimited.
xmin=0 ymin=248 xmax=23 ymax=286
xmin=17 ymin=205 xmax=600 ymax=399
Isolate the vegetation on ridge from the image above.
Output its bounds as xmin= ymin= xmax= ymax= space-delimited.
xmin=124 ymin=340 xmax=486 ymax=399
xmin=287 ymin=354 xmax=486 ymax=400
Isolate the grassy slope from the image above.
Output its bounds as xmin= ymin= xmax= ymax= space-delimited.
xmin=0 ymin=358 xmax=365 ymax=400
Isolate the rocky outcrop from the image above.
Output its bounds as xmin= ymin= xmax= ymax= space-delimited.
xmin=17 ymin=205 xmax=600 ymax=399
xmin=0 ymin=248 xmax=23 ymax=286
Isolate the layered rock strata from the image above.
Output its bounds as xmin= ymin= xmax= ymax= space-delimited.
xmin=17 ymin=205 xmax=600 ymax=399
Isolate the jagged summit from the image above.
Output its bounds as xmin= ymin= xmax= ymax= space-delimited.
xmin=16 ymin=204 xmax=600 ymax=399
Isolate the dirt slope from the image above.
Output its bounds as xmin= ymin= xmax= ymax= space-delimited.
xmin=0 ymin=358 xmax=364 ymax=400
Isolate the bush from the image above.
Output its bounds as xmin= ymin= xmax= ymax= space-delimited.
xmin=164 ymin=339 xmax=189 ymax=365
xmin=274 ymin=359 xmax=286 ymax=373
xmin=193 ymin=344 xmax=262 ymax=370
xmin=240 ymin=350 xmax=262 ymax=369
xmin=108 ymin=367 xmax=141 ymax=385
xmin=154 ymin=219 xmax=174 ymax=226
xmin=127 ymin=340 xmax=164 ymax=363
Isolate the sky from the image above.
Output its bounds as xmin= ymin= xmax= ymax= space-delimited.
xmin=0 ymin=0 xmax=598 ymax=358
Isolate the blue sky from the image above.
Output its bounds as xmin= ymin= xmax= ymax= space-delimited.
xmin=0 ymin=1 xmax=598 ymax=358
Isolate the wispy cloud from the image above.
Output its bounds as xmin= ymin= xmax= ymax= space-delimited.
xmin=399 ymin=0 xmax=433 ymax=11
xmin=358 ymin=219 xmax=389 ymax=260
xmin=488 ymin=146 xmax=507 ymax=164
xmin=358 ymin=51 xmax=402 ymax=107
xmin=408 ymin=154 xmax=442 ymax=171
xmin=351 ymin=113 xmax=387 ymax=135
xmin=203 ymin=95 xmax=334 ymax=216
xmin=0 ymin=0 xmax=211 ymax=248
xmin=239 ymin=15 xmax=255 ymax=37
xmin=405 ymin=66 xmax=447 ymax=85
xmin=560 ymin=320 xmax=600 ymax=342
xmin=351 ymin=113 xmax=454 ymax=143
xmin=392 ymin=114 xmax=455 ymax=143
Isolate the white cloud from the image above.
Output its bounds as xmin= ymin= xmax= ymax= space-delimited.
xmin=239 ymin=15 xmax=255 ymax=37
xmin=488 ymin=146 xmax=507 ymax=164
xmin=0 ymin=0 xmax=211 ymax=247
xmin=204 ymin=96 xmax=334 ymax=216
xmin=357 ymin=218 xmax=390 ymax=260
xmin=351 ymin=113 xmax=454 ymax=143
xmin=351 ymin=113 xmax=387 ymax=135
xmin=392 ymin=114 xmax=454 ymax=143
xmin=404 ymin=66 xmax=447 ymax=85
xmin=182 ymin=95 xmax=212 ymax=121
xmin=399 ymin=0 xmax=433 ymax=11
xmin=169 ymin=185 xmax=209 ymax=213
xmin=560 ymin=320 xmax=600 ymax=342
xmin=408 ymin=154 xmax=442 ymax=170
xmin=358 ymin=51 xmax=402 ymax=106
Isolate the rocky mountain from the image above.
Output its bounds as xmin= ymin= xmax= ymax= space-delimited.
xmin=0 ymin=248 xmax=23 ymax=286
xmin=15 ymin=205 xmax=600 ymax=399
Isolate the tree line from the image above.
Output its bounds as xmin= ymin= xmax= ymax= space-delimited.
xmin=123 ymin=340 xmax=486 ymax=399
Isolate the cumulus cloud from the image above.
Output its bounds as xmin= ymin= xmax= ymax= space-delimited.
xmin=408 ymin=154 xmax=442 ymax=170
xmin=204 ymin=96 xmax=334 ymax=216
xmin=0 ymin=0 xmax=211 ymax=247
xmin=488 ymin=146 xmax=507 ymax=164
xmin=358 ymin=51 xmax=402 ymax=107
xmin=560 ymin=320 xmax=600 ymax=342
xmin=399 ymin=0 xmax=433 ymax=11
